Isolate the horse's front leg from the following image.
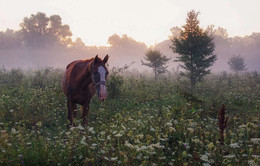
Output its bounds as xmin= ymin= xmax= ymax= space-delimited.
xmin=81 ymin=102 xmax=90 ymax=127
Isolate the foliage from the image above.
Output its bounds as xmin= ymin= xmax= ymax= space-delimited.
xmin=142 ymin=49 xmax=170 ymax=80
xmin=107 ymin=64 xmax=133 ymax=98
xmin=228 ymin=55 xmax=247 ymax=73
xmin=171 ymin=10 xmax=216 ymax=89
xmin=0 ymin=68 xmax=259 ymax=165
xmin=19 ymin=12 xmax=73 ymax=48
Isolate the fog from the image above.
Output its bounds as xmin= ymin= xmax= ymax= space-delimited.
xmin=0 ymin=13 xmax=259 ymax=73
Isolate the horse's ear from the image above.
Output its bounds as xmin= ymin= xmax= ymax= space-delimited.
xmin=94 ymin=55 xmax=99 ymax=64
xmin=103 ymin=54 xmax=109 ymax=64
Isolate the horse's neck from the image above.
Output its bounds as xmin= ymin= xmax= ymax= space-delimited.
xmin=76 ymin=60 xmax=92 ymax=86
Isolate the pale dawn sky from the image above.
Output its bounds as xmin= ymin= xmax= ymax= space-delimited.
xmin=0 ymin=0 xmax=259 ymax=46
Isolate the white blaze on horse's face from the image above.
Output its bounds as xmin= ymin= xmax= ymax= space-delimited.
xmin=98 ymin=66 xmax=107 ymax=101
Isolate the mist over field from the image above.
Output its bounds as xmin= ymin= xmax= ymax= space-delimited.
xmin=0 ymin=12 xmax=259 ymax=72
xmin=0 ymin=9 xmax=260 ymax=165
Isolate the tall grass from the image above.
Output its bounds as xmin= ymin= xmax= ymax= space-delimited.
xmin=0 ymin=68 xmax=259 ymax=165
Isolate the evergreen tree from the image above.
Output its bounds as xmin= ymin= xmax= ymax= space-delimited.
xmin=171 ymin=10 xmax=216 ymax=88
xmin=142 ymin=50 xmax=170 ymax=80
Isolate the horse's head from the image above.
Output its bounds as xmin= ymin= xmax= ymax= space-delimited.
xmin=90 ymin=55 xmax=109 ymax=101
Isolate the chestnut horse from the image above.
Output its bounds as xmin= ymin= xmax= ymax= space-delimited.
xmin=62 ymin=55 xmax=109 ymax=126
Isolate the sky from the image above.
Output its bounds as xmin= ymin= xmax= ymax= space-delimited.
xmin=0 ymin=0 xmax=259 ymax=46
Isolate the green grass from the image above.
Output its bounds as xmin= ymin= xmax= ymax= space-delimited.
xmin=0 ymin=68 xmax=259 ymax=165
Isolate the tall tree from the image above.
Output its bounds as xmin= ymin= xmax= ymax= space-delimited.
xmin=142 ymin=49 xmax=170 ymax=80
xmin=19 ymin=12 xmax=72 ymax=48
xmin=228 ymin=55 xmax=247 ymax=73
xmin=171 ymin=10 xmax=216 ymax=88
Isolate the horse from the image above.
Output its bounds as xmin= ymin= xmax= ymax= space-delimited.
xmin=62 ymin=55 xmax=109 ymax=127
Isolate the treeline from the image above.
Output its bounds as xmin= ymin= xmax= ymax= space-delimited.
xmin=0 ymin=13 xmax=73 ymax=49
xmin=0 ymin=12 xmax=259 ymax=71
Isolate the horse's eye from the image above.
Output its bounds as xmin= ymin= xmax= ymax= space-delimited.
xmin=93 ymin=72 xmax=100 ymax=82
xmin=94 ymin=71 xmax=99 ymax=76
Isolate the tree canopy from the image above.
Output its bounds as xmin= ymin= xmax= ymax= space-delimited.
xmin=228 ymin=55 xmax=247 ymax=73
xmin=19 ymin=12 xmax=72 ymax=47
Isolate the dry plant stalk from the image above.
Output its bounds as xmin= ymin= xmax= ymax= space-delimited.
xmin=218 ymin=104 xmax=229 ymax=145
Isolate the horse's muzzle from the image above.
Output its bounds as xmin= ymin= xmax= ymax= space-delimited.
xmin=98 ymin=84 xmax=107 ymax=101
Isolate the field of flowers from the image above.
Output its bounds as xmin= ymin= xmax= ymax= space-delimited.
xmin=0 ymin=68 xmax=259 ymax=165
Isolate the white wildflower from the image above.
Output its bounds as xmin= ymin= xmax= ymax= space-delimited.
xmin=242 ymin=154 xmax=247 ymax=157
xmin=150 ymin=126 xmax=156 ymax=132
xmin=115 ymin=133 xmax=123 ymax=137
xmin=91 ymin=143 xmax=97 ymax=147
xmin=169 ymin=127 xmax=176 ymax=132
xmin=88 ymin=127 xmax=94 ymax=132
xmin=248 ymin=159 xmax=258 ymax=166
xmin=238 ymin=124 xmax=247 ymax=128
xmin=100 ymin=131 xmax=106 ymax=135
xmin=250 ymin=138 xmax=260 ymax=144
xmin=168 ymin=162 xmax=174 ymax=166
xmin=166 ymin=122 xmax=173 ymax=127
xmin=140 ymin=145 xmax=147 ymax=151
xmin=77 ymin=125 xmax=84 ymax=130
xmin=78 ymin=155 xmax=83 ymax=159
xmin=121 ymin=125 xmax=126 ymax=130
xmin=159 ymin=156 xmax=166 ymax=160
xmin=110 ymin=157 xmax=118 ymax=161
xmin=223 ymin=154 xmax=235 ymax=159
xmin=252 ymin=155 xmax=260 ymax=159
xmin=203 ymin=163 xmax=211 ymax=166
xmin=80 ymin=136 xmax=86 ymax=145
xmin=11 ymin=128 xmax=17 ymax=134
xmin=201 ymin=154 xmax=209 ymax=162
xmin=70 ymin=127 xmax=75 ymax=131
xmin=104 ymin=156 xmax=109 ymax=161
xmin=183 ymin=143 xmax=190 ymax=149
xmin=229 ymin=143 xmax=240 ymax=148
xmin=187 ymin=127 xmax=194 ymax=133
xmin=112 ymin=131 xmax=118 ymax=135
xmin=151 ymin=142 xmax=164 ymax=149
xmin=125 ymin=141 xmax=134 ymax=149
xmin=10 ymin=109 xmax=14 ymax=113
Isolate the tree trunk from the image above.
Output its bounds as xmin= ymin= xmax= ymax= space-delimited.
xmin=154 ymin=67 xmax=157 ymax=80
xmin=190 ymin=53 xmax=195 ymax=90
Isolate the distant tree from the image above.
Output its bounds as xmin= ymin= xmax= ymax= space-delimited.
xmin=141 ymin=50 xmax=170 ymax=80
xmin=72 ymin=38 xmax=86 ymax=49
xmin=19 ymin=12 xmax=72 ymax=48
xmin=0 ymin=29 xmax=22 ymax=49
xmin=170 ymin=26 xmax=182 ymax=39
xmin=171 ymin=10 xmax=216 ymax=88
xmin=228 ymin=55 xmax=247 ymax=73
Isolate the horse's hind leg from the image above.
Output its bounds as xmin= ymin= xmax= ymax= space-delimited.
xmin=81 ymin=103 xmax=90 ymax=126
xmin=72 ymin=104 xmax=77 ymax=119
xmin=67 ymin=99 xmax=77 ymax=127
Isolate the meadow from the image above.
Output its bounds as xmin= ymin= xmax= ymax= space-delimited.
xmin=0 ymin=67 xmax=259 ymax=166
